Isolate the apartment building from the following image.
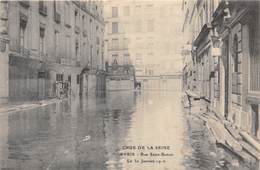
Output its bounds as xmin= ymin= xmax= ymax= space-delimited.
xmin=104 ymin=0 xmax=182 ymax=76
xmin=182 ymin=0 xmax=260 ymax=142
xmin=0 ymin=1 xmax=105 ymax=102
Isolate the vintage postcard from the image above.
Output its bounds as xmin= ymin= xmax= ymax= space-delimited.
xmin=0 ymin=0 xmax=259 ymax=169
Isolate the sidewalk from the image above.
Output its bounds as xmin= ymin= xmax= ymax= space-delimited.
xmin=0 ymin=98 xmax=65 ymax=115
xmin=182 ymin=93 xmax=260 ymax=169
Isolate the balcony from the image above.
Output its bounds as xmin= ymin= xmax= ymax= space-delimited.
xmin=75 ymin=26 xmax=80 ymax=34
xmin=39 ymin=4 xmax=47 ymax=16
xmin=58 ymin=57 xmax=68 ymax=65
xmin=54 ymin=12 xmax=61 ymax=24
xmin=83 ymin=30 xmax=87 ymax=37
xmin=19 ymin=1 xmax=30 ymax=8
xmin=19 ymin=47 xmax=30 ymax=57
xmin=76 ymin=61 xmax=81 ymax=67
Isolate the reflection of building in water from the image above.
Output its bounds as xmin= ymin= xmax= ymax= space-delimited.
xmin=0 ymin=114 xmax=8 ymax=168
xmin=3 ymin=98 xmax=109 ymax=169
xmin=6 ymin=107 xmax=52 ymax=169
xmin=104 ymin=91 xmax=136 ymax=169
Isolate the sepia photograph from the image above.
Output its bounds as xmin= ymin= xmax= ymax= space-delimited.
xmin=0 ymin=0 xmax=259 ymax=169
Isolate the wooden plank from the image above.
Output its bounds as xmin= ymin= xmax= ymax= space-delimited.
xmin=240 ymin=131 xmax=260 ymax=152
xmin=225 ymin=124 xmax=242 ymax=141
xmin=240 ymin=141 xmax=260 ymax=160
xmin=209 ymin=118 xmax=242 ymax=152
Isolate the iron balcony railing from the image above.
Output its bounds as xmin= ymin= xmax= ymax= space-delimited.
xmin=19 ymin=46 xmax=30 ymax=57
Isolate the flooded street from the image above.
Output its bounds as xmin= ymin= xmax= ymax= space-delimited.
xmin=0 ymin=90 xmax=195 ymax=170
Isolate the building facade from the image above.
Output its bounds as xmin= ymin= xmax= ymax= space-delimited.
xmin=104 ymin=0 xmax=183 ymax=76
xmin=0 ymin=0 xmax=105 ymax=103
xmin=182 ymin=0 xmax=260 ymax=142
xmin=105 ymin=63 xmax=135 ymax=91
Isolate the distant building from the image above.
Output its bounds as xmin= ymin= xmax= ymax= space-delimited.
xmin=0 ymin=1 xmax=105 ymax=103
xmin=106 ymin=63 xmax=135 ymax=91
xmin=103 ymin=0 xmax=183 ymax=76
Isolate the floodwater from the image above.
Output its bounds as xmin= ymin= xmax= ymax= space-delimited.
xmin=0 ymin=90 xmax=193 ymax=170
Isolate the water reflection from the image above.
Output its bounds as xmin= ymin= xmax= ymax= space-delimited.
xmin=0 ymin=90 xmax=187 ymax=170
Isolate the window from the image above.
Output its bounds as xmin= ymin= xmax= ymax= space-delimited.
xmin=20 ymin=26 xmax=25 ymax=48
xmin=20 ymin=14 xmax=27 ymax=50
xmin=75 ymin=10 xmax=78 ymax=27
xmin=136 ymin=4 xmax=141 ymax=8
xmin=135 ymin=54 xmax=142 ymax=65
xmin=64 ymin=3 xmax=70 ymax=26
xmin=136 ymin=20 xmax=142 ymax=32
xmin=68 ymin=75 xmax=71 ymax=82
xmin=39 ymin=27 xmax=45 ymax=56
xmin=148 ymin=52 xmax=153 ymax=57
xmin=112 ymin=6 xmax=118 ymax=17
xmin=251 ymin=104 xmax=259 ymax=137
xmin=199 ymin=11 xmax=204 ymax=30
xmin=75 ymin=40 xmax=79 ymax=60
xmin=147 ymin=4 xmax=154 ymax=8
xmin=65 ymin=35 xmax=70 ymax=58
xmin=147 ymin=42 xmax=154 ymax=49
xmin=90 ymin=19 xmax=93 ymax=37
xmin=77 ymin=74 xmax=80 ymax=84
xmin=124 ymin=54 xmax=129 ymax=64
xmin=112 ymin=38 xmax=119 ymax=49
xmin=53 ymin=0 xmax=57 ymax=13
xmin=56 ymin=74 xmax=63 ymax=81
xmin=232 ymin=34 xmax=239 ymax=73
xmin=82 ymin=15 xmax=85 ymax=30
xmin=147 ymin=19 xmax=154 ymax=32
xmin=112 ymin=54 xmax=118 ymax=64
xmin=160 ymin=6 xmax=166 ymax=17
xmin=82 ymin=42 xmax=86 ymax=59
xmin=112 ymin=22 xmax=118 ymax=33
xmin=54 ymin=30 xmax=59 ymax=57
xmin=123 ymin=6 xmax=130 ymax=16
xmin=96 ymin=37 xmax=100 ymax=45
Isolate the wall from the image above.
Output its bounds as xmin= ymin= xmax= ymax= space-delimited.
xmin=6 ymin=1 xmax=105 ymax=101
xmin=106 ymin=79 xmax=134 ymax=91
xmin=0 ymin=41 xmax=9 ymax=104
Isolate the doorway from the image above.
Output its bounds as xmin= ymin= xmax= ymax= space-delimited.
xmin=251 ymin=104 xmax=259 ymax=137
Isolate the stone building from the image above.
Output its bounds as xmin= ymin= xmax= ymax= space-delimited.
xmin=105 ymin=63 xmax=135 ymax=91
xmin=103 ymin=0 xmax=183 ymax=76
xmin=182 ymin=0 xmax=260 ymax=142
xmin=0 ymin=0 xmax=105 ymax=103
